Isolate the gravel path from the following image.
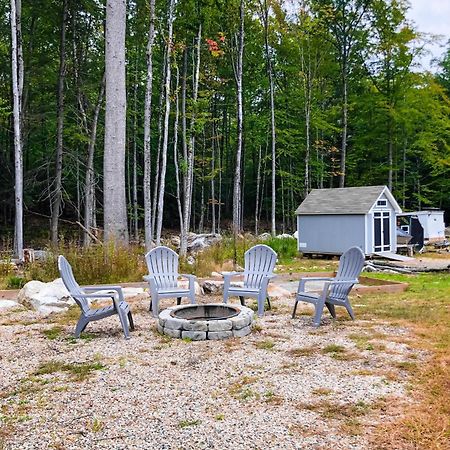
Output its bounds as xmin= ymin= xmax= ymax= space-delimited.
xmin=0 ymin=293 xmax=420 ymax=450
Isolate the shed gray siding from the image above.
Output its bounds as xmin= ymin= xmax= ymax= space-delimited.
xmin=297 ymin=214 xmax=366 ymax=255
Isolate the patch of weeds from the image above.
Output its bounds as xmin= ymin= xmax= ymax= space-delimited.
xmin=322 ymin=344 xmax=346 ymax=354
xmin=118 ymin=357 xmax=127 ymax=368
xmin=229 ymin=376 xmax=259 ymax=400
xmin=255 ymin=340 xmax=275 ymax=350
xmin=6 ymin=276 xmax=26 ymax=289
xmin=66 ymin=332 xmax=96 ymax=344
xmin=312 ymin=387 xmax=333 ymax=396
xmin=394 ymin=361 xmax=417 ymax=373
xmin=42 ymin=326 xmax=63 ymax=340
xmin=252 ymin=322 xmax=263 ymax=333
xmin=178 ymin=419 xmax=201 ymax=428
xmin=288 ymin=347 xmax=316 ymax=357
xmin=51 ymin=306 xmax=81 ymax=326
xmin=341 ymin=417 xmax=363 ymax=436
xmin=264 ymin=390 xmax=283 ymax=405
xmin=299 ymin=400 xmax=370 ymax=420
xmin=215 ymin=414 xmax=225 ymax=421
xmin=91 ymin=418 xmax=103 ymax=432
xmin=182 ymin=337 xmax=193 ymax=343
xmin=34 ymin=360 xmax=106 ymax=381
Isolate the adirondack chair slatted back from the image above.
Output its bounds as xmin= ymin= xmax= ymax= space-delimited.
xmin=145 ymin=246 xmax=179 ymax=289
xmin=329 ymin=247 xmax=365 ymax=301
xmin=58 ymin=255 xmax=89 ymax=312
xmin=243 ymin=245 xmax=277 ymax=289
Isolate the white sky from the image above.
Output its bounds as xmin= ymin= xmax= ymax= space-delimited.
xmin=407 ymin=0 xmax=450 ymax=71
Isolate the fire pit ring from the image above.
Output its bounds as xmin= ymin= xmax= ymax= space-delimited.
xmin=157 ymin=303 xmax=254 ymax=340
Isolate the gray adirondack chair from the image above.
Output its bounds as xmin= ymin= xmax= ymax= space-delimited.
xmin=222 ymin=244 xmax=277 ymax=317
xmin=292 ymin=246 xmax=365 ymax=326
xmin=144 ymin=246 xmax=196 ymax=317
xmin=58 ymin=255 xmax=134 ymax=339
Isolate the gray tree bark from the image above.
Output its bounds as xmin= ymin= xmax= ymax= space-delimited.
xmin=50 ymin=0 xmax=68 ymax=245
xmin=155 ymin=0 xmax=175 ymax=245
xmin=11 ymin=0 xmax=23 ymax=261
xmin=103 ymin=0 xmax=128 ymax=243
xmin=143 ymin=0 xmax=155 ymax=250
xmin=232 ymin=0 xmax=244 ymax=234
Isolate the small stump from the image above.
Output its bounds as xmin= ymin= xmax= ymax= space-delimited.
xmin=157 ymin=303 xmax=254 ymax=340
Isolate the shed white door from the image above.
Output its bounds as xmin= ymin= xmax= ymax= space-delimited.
xmin=373 ymin=211 xmax=390 ymax=252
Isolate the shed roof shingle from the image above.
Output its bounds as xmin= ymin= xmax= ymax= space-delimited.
xmin=295 ymin=186 xmax=391 ymax=215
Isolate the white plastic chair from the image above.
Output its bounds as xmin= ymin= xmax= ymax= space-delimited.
xmin=222 ymin=244 xmax=277 ymax=317
xmin=144 ymin=246 xmax=196 ymax=317
xmin=58 ymin=255 xmax=134 ymax=339
xmin=292 ymin=246 xmax=365 ymax=326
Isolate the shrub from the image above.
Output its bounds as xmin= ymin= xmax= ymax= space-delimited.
xmin=264 ymin=237 xmax=298 ymax=263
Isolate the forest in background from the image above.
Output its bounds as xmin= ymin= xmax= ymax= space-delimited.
xmin=2 ymin=0 xmax=450 ymax=258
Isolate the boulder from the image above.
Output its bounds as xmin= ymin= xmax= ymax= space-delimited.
xmin=293 ymin=231 xmax=298 ymax=239
xmin=258 ymin=232 xmax=271 ymax=241
xmin=276 ymin=233 xmax=295 ymax=239
xmin=187 ymin=233 xmax=222 ymax=252
xmin=267 ymin=284 xmax=292 ymax=299
xmin=0 ymin=299 xmax=20 ymax=310
xmin=202 ymin=280 xmax=224 ymax=294
xmin=18 ymin=278 xmax=75 ymax=315
xmin=178 ymin=279 xmax=204 ymax=296
xmin=170 ymin=235 xmax=181 ymax=247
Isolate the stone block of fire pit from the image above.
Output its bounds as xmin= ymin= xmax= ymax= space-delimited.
xmin=157 ymin=303 xmax=254 ymax=341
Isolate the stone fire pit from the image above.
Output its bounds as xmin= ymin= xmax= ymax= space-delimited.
xmin=157 ymin=303 xmax=254 ymax=341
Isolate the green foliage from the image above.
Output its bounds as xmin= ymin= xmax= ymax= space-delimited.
xmin=6 ymin=276 xmax=26 ymax=289
xmin=264 ymin=237 xmax=298 ymax=263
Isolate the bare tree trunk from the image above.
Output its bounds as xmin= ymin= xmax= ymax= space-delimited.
xmin=104 ymin=0 xmax=129 ymax=244
xmin=155 ymin=0 xmax=175 ymax=245
xmin=211 ymin=104 xmax=216 ymax=235
xmin=143 ymin=0 xmax=155 ymax=250
xmin=132 ymin=66 xmax=139 ymax=242
xmin=260 ymin=0 xmax=276 ymax=236
xmin=180 ymin=25 xmax=201 ymax=256
xmin=232 ymin=0 xmax=244 ymax=235
xmin=255 ymin=145 xmax=262 ymax=235
xmin=173 ymin=66 xmax=184 ymax=239
xmin=151 ymin=53 xmax=166 ymax=238
xmin=11 ymin=0 xmax=23 ymax=260
xmin=83 ymin=75 xmax=105 ymax=247
xmin=339 ymin=57 xmax=348 ymax=188
xmin=50 ymin=0 xmax=68 ymax=246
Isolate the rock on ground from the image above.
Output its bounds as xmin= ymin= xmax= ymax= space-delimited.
xmin=18 ymin=279 xmax=75 ymax=315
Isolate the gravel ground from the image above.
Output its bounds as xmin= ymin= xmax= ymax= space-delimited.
xmin=0 ymin=293 xmax=420 ymax=450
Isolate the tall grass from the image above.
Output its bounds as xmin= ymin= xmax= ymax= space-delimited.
xmin=25 ymin=243 xmax=148 ymax=285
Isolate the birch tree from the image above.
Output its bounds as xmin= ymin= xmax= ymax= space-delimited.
xmin=180 ymin=24 xmax=202 ymax=256
xmin=11 ymin=0 xmax=23 ymax=260
xmin=232 ymin=0 xmax=244 ymax=234
xmin=103 ymin=0 xmax=128 ymax=243
xmin=155 ymin=0 xmax=175 ymax=245
xmin=259 ymin=0 xmax=276 ymax=236
xmin=50 ymin=0 xmax=68 ymax=245
xmin=143 ymin=0 xmax=155 ymax=250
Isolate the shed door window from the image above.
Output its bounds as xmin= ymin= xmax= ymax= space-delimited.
xmin=374 ymin=211 xmax=390 ymax=252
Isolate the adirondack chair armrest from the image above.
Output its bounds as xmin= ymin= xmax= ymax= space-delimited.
xmin=221 ymin=271 xmax=242 ymax=279
xmin=79 ymin=293 xmax=118 ymax=299
xmin=328 ymin=279 xmax=359 ymax=286
xmin=179 ymin=273 xmax=196 ymax=280
xmin=143 ymin=275 xmax=156 ymax=282
xmin=82 ymin=285 xmax=123 ymax=291
xmin=298 ymin=277 xmax=334 ymax=293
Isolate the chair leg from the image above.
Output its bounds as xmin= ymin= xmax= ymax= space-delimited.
xmin=325 ymin=302 xmax=336 ymax=319
xmin=345 ymin=302 xmax=355 ymax=320
xmin=239 ymin=296 xmax=245 ymax=306
xmin=292 ymin=300 xmax=299 ymax=319
xmin=128 ymin=311 xmax=135 ymax=330
xmin=312 ymin=298 xmax=326 ymax=327
xmin=266 ymin=297 xmax=271 ymax=310
xmin=257 ymin=294 xmax=265 ymax=318
xmin=151 ymin=297 xmax=159 ymax=318
xmin=177 ymin=297 xmax=182 ymax=306
xmin=74 ymin=316 xmax=89 ymax=338
xmin=117 ymin=308 xmax=130 ymax=339
xmin=149 ymin=300 xmax=152 ymax=312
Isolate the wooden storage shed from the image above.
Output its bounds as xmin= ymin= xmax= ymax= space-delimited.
xmin=295 ymin=185 xmax=402 ymax=256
